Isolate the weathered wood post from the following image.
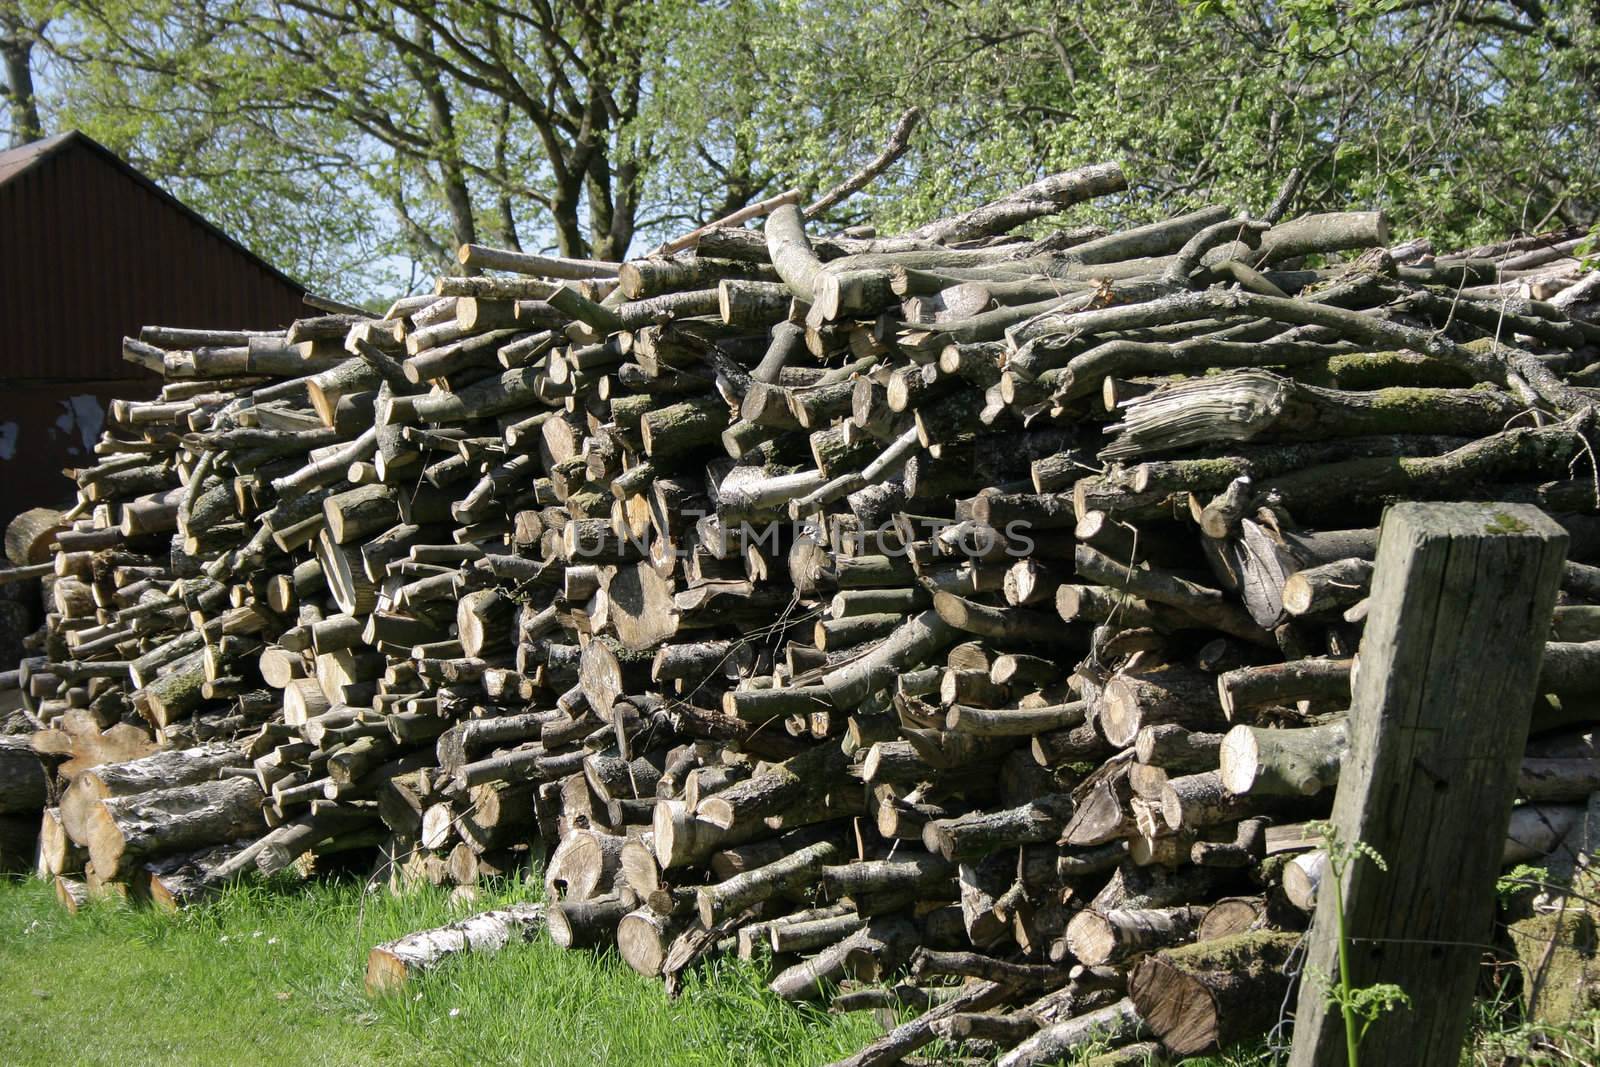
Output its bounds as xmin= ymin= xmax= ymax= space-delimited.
xmin=1289 ymin=502 xmax=1567 ymax=1066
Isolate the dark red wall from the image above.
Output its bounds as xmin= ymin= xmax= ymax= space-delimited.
xmin=0 ymin=380 xmax=150 ymax=515
xmin=0 ymin=138 xmax=306 ymax=379
xmin=0 ymin=136 xmax=306 ymax=526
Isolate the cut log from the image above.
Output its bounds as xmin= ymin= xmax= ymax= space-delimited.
xmin=6 ymin=507 xmax=67 ymax=566
xmin=1219 ymin=721 xmax=1348 ymax=797
xmin=1102 ymin=666 xmax=1227 ymax=749
xmin=825 ymin=977 xmax=1011 ymax=1067
xmin=995 ymin=998 xmax=1148 ymax=1067
xmin=85 ymin=776 xmax=266 ymax=880
xmin=1063 ymin=906 xmax=1204 ymax=966
xmin=59 ymin=743 xmax=247 ymax=844
xmin=545 ymin=828 xmax=625 ymax=901
xmin=366 ymin=902 xmax=545 ymax=992
xmin=1128 ymin=930 xmax=1301 ymax=1055
xmin=547 ymin=896 xmax=630 ymax=950
xmin=617 ymin=907 xmax=682 ymax=977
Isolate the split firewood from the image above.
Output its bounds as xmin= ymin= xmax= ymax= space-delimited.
xmin=2 ymin=166 xmax=1596 ymax=1067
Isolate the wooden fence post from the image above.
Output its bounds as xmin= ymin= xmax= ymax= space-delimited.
xmin=1289 ymin=502 xmax=1567 ymax=1066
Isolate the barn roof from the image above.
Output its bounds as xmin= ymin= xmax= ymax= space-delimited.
xmin=0 ymin=130 xmax=308 ymax=382
xmin=0 ymin=130 xmax=304 ymax=294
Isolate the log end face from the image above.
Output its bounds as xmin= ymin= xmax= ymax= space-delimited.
xmin=930 ymin=590 xmax=970 ymax=630
xmin=695 ymin=889 xmax=719 ymax=929
xmin=84 ymin=804 xmax=127 ymax=884
xmin=616 ymin=909 xmax=670 ymax=977
xmin=365 ymin=947 xmax=411 ymax=995
xmin=1127 ymin=955 xmax=1219 ymax=1056
xmin=811 ymin=273 xmax=843 ymax=322
xmin=1217 ymin=726 xmax=1260 ymax=796
xmin=1064 ymin=909 xmax=1117 ymax=967
xmin=696 ymin=797 xmax=735 ymax=833
xmin=921 ymin=820 xmax=956 ymax=861
xmin=1100 ymin=677 xmax=1141 ymax=749
xmin=545 ymin=906 xmax=576 ymax=950
xmin=1280 ymin=574 xmax=1313 ymax=617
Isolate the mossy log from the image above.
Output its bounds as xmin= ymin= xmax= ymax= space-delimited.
xmin=1127 ymin=930 xmax=1301 ymax=1055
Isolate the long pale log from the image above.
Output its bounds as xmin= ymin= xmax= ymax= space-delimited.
xmin=366 ymin=903 xmax=544 ymax=992
xmin=771 ymin=917 xmax=919 ymax=1003
xmin=766 ymin=204 xmax=827 ymax=303
xmin=698 ymin=839 xmax=843 ymax=925
xmin=457 ymin=244 xmax=618 ymax=279
xmin=995 ymin=999 xmax=1148 ymax=1067
xmin=654 ymin=188 xmax=803 ymax=258
xmin=908 ymin=163 xmax=1128 ymax=245
xmin=824 ymin=979 xmax=1012 ymax=1067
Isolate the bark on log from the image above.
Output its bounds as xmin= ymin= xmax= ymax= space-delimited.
xmin=1127 ymin=930 xmax=1301 ymax=1055
xmin=1101 ymin=666 xmax=1228 ymax=749
xmin=0 ymin=737 xmax=49 ymax=815
xmin=60 ymin=742 xmax=247 ymax=844
xmin=86 ymin=776 xmax=265 ymax=880
xmin=366 ymin=902 xmax=545 ymax=992
xmin=1219 ymin=721 xmax=1348 ymax=797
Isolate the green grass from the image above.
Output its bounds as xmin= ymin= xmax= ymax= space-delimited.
xmin=0 ymin=873 xmax=878 ymax=1067
xmin=7 ymin=871 xmax=1583 ymax=1067
xmin=1462 ymin=984 xmax=1600 ymax=1067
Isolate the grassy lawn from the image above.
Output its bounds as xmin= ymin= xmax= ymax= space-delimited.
xmin=6 ymin=870 xmax=1588 ymax=1066
xmin=0 ymin=873 xmax=878 ymax=1067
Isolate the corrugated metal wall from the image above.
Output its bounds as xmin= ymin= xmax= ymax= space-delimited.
xmin=0 ymin=141 xmax=306 ymax=380
xmin=0 ymin=380 xmax=133 ymax=511
xmin=0 ymin=137 xmax=307 ymax=526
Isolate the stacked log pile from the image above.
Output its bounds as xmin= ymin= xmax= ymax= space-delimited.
xmin=4 ymin=160 xmax=1600 ymax=1063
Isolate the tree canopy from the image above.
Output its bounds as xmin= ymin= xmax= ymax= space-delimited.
xmin=3 ymin=1 xmax=1595 ymax=300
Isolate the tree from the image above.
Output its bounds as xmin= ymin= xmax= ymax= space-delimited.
xmin=617 ymin=0 xmax=1600 ymax=249
xmin=803 ymin=0 xmax=1598 ymax=244
xmin=24 ymin=1 xmax=911 ymax=296
xmin=38 ymin=1 xmax=655 ymax=269
xmin=10 ymin=1 xmax=1597 ymax=300
xmin=0 ymin=3 xmax=47 ymax=146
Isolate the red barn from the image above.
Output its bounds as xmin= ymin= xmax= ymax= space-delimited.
xmin=0 ymin=131 xmax=307 ymax=527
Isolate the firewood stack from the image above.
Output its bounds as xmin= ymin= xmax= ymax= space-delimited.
xmin=4 ymin=160 xmax=1600 ymax=1062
